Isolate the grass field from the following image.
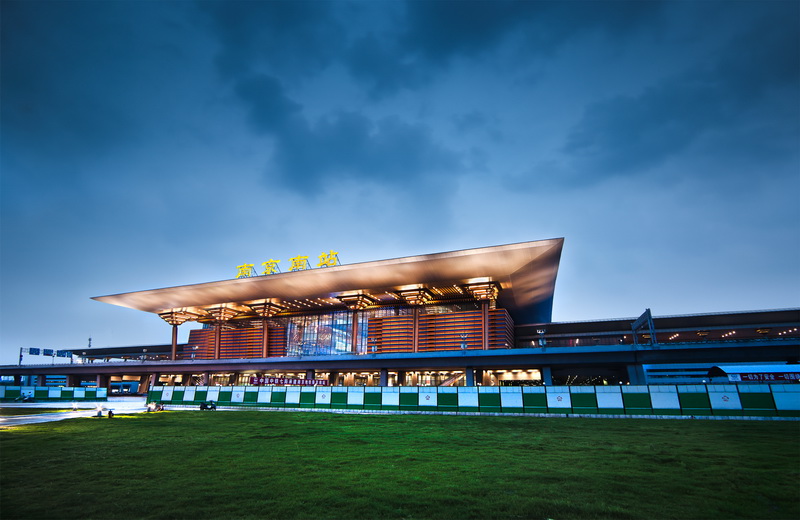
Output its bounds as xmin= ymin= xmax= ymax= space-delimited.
xmin=1 ymin=411 xmax=798 ymax=520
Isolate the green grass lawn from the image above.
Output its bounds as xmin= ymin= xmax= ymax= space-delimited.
xmin=1 ymin=411 xmax=798 ymax=520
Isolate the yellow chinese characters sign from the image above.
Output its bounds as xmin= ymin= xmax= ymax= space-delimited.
xmin=236 ymin=251 xmax=340 ymax=278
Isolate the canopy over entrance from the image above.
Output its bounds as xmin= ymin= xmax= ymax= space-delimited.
xmin=93 ymin=239 xmax=564 ymax=324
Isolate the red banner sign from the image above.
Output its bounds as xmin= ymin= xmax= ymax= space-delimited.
xmin=729 ymin=372 xmax=800 ymax=382
xmin=249 ymin=376 xmax=328 ymax=386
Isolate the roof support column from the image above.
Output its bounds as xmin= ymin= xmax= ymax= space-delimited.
xmin=541 ymin=366 xmax=552 ymax=385
xmin=412 ymin=307 xmax=419 ymax=353
xmin=379 ymin=369 xmax=388 ymax=387
xmin=214 ymin=324 xmax=221 ymax=360
xmin=351 ymin=310 xmax=359 ymax=354
xmin=465 ymin=368 xmax=475 ymax=387
xmin=158 ymin=310 xmax=201 ymax=361
xmin=482 ymin=300 xmax=489 ymax=350
xmin=262 ymin=319 xmax=270 ymax=358
xmin=171 ymin=324 xmax=179 ymax=360
xmin=245 ymin=302 xmax=284 ymax=359
xmin=137 ymin=374 xmax=151 ymax=394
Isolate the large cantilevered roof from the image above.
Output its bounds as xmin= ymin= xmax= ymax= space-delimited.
xmin=93 ymin=238 xmax=564 ymax=324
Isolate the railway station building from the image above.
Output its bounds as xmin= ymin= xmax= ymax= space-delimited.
xmin=2 ymin=239 xmax=798 ymax=391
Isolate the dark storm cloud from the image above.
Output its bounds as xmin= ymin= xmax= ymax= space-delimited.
xmin=563 ymin=4 xmax=800 ymax=178
xmin=199 ymin=0 xmax=346 ymax=80
xmin=348 ymin=0 xmax=665 ymax=97
xmin=234 ymin=74 xmax=459 ymax=191
xmin=1 ymin=1 xmax=146 ymax=160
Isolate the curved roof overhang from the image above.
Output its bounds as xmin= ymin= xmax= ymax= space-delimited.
xmin=92 ymin=238 xmax=564 ymax=324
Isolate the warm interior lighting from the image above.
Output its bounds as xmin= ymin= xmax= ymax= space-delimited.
xmin=246 ymin=301 xmax=285 ymax=317
xmin=336 ymin=293 xmax=378 ymax=310
xmin=395 ymin=288 xmax=433 ymax=305
xmin=463 ymin=282 xmax=500 ymax=301
xmin=158 ymin=309 xmax=203 ymax=326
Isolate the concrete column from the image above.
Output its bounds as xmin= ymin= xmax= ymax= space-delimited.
xmin=67 ymin=374 xmax=81 ymax=388
xmin=474 ymin=369 xmax=484 ymax=386
xmin=184 ymin=374 xmax=195 ymax=387
xmin=627 ymin=365 xmax=646 ymax=385
xmin=482 ymin=300 xmax=489 ymax=350
xmin=262 ymin=318 xmax=269 ymax=358
xmin=379 ymin=369 xmax=388 ymax=386
xmin=328 ymin=371 xmax=338 ymax=386
xmin=397 ymin=370 xmax=406 ymax=386
xmin=137 ymin=374 xmax=151 ymax=394
xmin=150 ymin=373 xmax=160 ymax=388
xmin=351 ymin=310 xmax=360 ymax=354
xmin=170 ymin=324 xmax=178 ymax=361
xmin=541 ymin=366 xmax=553 ymax=385
xmin=213 ymin=324 xmax=222 ymax=359
xmin=465 ymin=368 xmax=475 ymax=387
xmin=96 ymin=374 xmax=110 ymax=389
xmin=202 ymin=372 xmax=211 ymax=386
xmin=305 ymin=369 xmax=315 ymax=381
xmin=412 ymin=307 xmax=419 ymax=353
xmin=228 ymin=373 xmax=238 ymax=385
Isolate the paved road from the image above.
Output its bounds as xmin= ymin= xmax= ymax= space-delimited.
xmin=0 ymin=397 xmax=148 ymax=427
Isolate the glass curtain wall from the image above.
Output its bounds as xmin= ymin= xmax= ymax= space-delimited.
xmin=263 ymin=304 xmax=476 ymax=357
xmin=284 ymin=310 xmax=352 ymax=356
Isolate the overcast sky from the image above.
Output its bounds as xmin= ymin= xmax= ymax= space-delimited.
xmin=1 ymin=0 xmax=798 ymax=365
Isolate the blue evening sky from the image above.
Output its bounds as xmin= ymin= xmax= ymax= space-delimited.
xmin=1 ymin=0 xmax=798 ymax=365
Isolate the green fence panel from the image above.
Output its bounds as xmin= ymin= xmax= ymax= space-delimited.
xmin=437 ymin=390 xmax=458 ymax=412
xmin=364 ymin=390 xmax=382 ymax=410
xmin=678 ymin=386 xmax=712 ymax=416
xmin=270 ymin=391 xmax=286 ymax=407
xmin=570 ymin=390 xmax=599 ymax=414
xmin=61 ymin=389 xmax=74 ymax=400
xmin=244 ymin=391 xmax=258 ymax=403
xmin=738 ymin=390 xmax=776 ymax=416
xmin=622 ymin=393 xmax=652 ymax=415
xmin=478 ymin=388 xmax=502 ymax=413
xmin=34 ymin=388 xmax=49 ymax=399
xmin=399 ymin=389 xmax=418 ymax=411
xmin=194 ymin=389 xmax=208 ymax=402
xmin=215 ymin=389 xmax=232 ymax=404
xmin=522 ymin=390 xmax=547 ymax=413
xmin=570 ymin=392 xmax=598 ymax=413
xmin=171 ymin=389 xmax=185 ymax=404
xmin=4 ymin=387 xmax=21 ymax=399
xmin=330 ymin=390 xmax=348 ymax=408
xmin=299 ymin=391 xmax=316 ymax=408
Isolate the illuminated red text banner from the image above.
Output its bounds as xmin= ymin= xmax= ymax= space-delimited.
xmin=249 ymin=376 xmax=328 ymax=386
xmin=728 ymin=372 xmax=800 ymax=382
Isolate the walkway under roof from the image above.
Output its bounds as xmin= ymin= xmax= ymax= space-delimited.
xmin=92 ymin=238 xmax=564 ymax=325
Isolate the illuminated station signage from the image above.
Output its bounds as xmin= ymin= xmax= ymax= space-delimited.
xmin=236 ymin=250 xmax=340 ymax=278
